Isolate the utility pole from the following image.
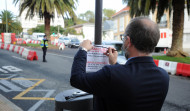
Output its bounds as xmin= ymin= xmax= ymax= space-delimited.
xmin=94 ymin=0 xmax=103 ymax=45
xmin=5 ymin=0 xmax=8 ymax=33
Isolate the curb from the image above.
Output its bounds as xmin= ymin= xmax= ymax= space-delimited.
xmin=0 ymin=94 xmax=23 ymax=111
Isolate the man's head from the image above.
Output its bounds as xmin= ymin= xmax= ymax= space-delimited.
xmin=123 ymin=17 xmax=160 ymax=57
xmin=44 ymin=35 xmax=47 ymax=39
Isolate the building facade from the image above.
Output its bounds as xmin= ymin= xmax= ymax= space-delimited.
xmin=70 ymin=23 xmax=95 ymax=41
xmin=112 ymin=6 xmax=190 ymax=52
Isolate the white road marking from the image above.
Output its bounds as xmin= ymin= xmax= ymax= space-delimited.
xmin=28 ymin=90 xmax=55 ymax=111
xmin=0 ymin=85 xmax=11 ymax=92
xmin=0 ymin=79 xmax=22 ymax=91
xmin=0 ymin=68 xmax=8 ymax=73
xmin=48 ymin=53 xmax=74 ymax=59
xmin=12 ymin=77 xmax=35 ymax=88
xmin=12 ymin=56 xmax=25 ymax=61
xmin=2 ymin=66 xmax=23 ymax=72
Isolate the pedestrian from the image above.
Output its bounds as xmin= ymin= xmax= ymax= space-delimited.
xmin=41 ymin=35 xmax=48 ymax=62
xmin=70 ymin=17 xmax=169 ymax=111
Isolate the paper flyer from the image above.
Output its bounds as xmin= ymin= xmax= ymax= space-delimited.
xmin=86 ymin=46 xmax=109 ymax=72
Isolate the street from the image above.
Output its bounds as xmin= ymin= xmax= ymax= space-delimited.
xmin=0 ymin=47 xmax=190 ymax=111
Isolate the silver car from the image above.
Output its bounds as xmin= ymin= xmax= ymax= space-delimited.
xmin=58 ymin=37 xmax=70 ymax=46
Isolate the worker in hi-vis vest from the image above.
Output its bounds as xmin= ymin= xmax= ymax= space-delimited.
xmin=41 ymin=35 xmax=48 ymax=62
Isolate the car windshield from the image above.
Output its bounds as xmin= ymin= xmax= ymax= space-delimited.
xmin=102 ymin=41 xmax=124 ymax=56
xmin=64 ymin=38 xmax=70 ymax=40
xmin=71 ymin=39 xmax=79 ymax=42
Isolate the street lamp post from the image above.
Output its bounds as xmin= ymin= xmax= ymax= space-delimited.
xmin=5 ymin=0 xmax=8 ymax=33
xmin=94 ymin=0 xmax=103 ymax=45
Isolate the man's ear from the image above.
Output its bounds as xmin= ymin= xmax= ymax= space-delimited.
xmin=126 ymin=36 xmax=132 ymax=47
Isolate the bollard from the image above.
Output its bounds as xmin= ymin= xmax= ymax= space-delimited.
xmin=55 ymin=89 xmax=93 ymax=111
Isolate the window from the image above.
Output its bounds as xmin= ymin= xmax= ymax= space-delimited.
xmin=120 ymin=17 xmax=124 ymax=32
xmin=113 ymin=20 xmax=117 ymax=33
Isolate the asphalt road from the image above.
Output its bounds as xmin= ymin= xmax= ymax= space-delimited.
xmin=0 ymin=47 xmax=190 ymax=111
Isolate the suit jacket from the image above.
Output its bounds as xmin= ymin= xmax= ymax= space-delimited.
xmin=71 ymin=50 xmax=169 ymax=111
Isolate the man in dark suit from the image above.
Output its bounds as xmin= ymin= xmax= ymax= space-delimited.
xmin=70 ymin=17 xmax=169 ymax=111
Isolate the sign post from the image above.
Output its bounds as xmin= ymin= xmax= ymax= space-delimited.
xmin=94 ymin=0 xmax=103 ymax=45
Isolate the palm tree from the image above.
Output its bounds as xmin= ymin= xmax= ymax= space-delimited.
xmin=0 ymin=10 xmax=22 ymax=34
xmin=13 ymin=0 xmax=77 ymax=39
xmin=122 ymin=0 xmax=190 ymax=57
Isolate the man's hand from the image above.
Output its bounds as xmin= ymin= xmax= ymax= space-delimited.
xmin=105 ymin=47 xmax=118 ymax=65
xmin=80 ymin=40 xmax=93 ymax=51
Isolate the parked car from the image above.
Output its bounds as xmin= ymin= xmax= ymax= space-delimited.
xmin=58 ymin=37 xmax=70 ymax=46
xmin=102 ymin=40 xmax=127 ymax=65
xmin=68 ymin=38 xmax=80 ymax=48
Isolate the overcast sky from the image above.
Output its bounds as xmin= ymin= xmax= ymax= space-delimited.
xmin=0 ymin=0 xmax=126 ymax=16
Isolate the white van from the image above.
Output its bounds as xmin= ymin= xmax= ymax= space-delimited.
xmin=32 ymin=33 xmax=45 ymax=41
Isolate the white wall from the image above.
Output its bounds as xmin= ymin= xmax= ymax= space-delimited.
xmin=83 ymin=25 xmax=95 ymax=42
xmin=183 ymin=9 xmax=190 ymax=52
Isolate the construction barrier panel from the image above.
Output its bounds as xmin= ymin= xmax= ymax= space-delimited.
xmin=153 ymin=59 xmax=159 ymax=66
xmin=158 ymin=60 xmax=178 ymax=75
xmin=176 ymin=63 xmax=190 ymax=77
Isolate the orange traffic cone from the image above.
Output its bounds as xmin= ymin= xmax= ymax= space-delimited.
xmin=164 ymin=48 xmax=166 ymax=54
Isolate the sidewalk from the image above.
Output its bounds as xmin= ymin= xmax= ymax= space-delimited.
xmin=0 ymin=94 xmax=23 ymax=111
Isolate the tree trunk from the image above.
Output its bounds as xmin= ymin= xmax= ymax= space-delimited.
xmin=44 ymin=11 xmax=51 ymax=40
xmin=167 ymin=0 xmax=189 ymax=57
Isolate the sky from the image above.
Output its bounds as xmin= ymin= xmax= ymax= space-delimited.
xmin=0 ymin=0 xmax=126 ymax=16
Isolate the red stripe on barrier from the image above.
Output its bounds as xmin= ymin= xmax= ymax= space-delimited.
xmin=153 ymin=59 xmax=159 ymax=66
xmin=1 ymin=43 xmax=4 ymax=49
xmin=176 ymin=63 xmax=190 ymax=77
xmin=6 ymin=44 xmax=10 ymax=50
xmin=17 ymin=46 xmax=21 ymax=54
xmin=161 ymin=33 xmax=163 ymax=38
xmin=164 ymin=32 xmax=166 ymax=38
xmin=20 ymin=48 xmax=25 ymax=55
xmin=12 ymin=45 xmax=16 ymax=52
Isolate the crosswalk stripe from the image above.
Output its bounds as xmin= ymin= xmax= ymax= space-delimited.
xmin=0 ymin=80 xmax=22 ymax=91
xmin=12 ymin=77 xmax=35 ymax=88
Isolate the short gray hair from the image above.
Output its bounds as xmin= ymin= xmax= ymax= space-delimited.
xmin=124 ymin=17 xmax=160 ymax=53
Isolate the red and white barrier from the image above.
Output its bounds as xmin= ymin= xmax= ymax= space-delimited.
xmin=51 ymin=41 xmax=65 ymax=50
xmin=0 ymin=43 xmax=38 ymax=61
xmin=59 ymin=43 xmax=65 ymax=50
xmin=176 ymin=63 xmax=190 ymax=77
xmin=158 ymin=60 xmax=178 ymax=75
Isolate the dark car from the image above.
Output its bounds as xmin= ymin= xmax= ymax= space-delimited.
xmin=68 ymin=38 xmax=80 ymax=48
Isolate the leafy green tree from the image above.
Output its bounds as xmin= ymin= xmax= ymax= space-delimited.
xmin=123 ymin=0 xmax=190 ymax=57
xmin=0 ymin=10 xmax=22 ymax=34
xmin=29 ymin=25 xmax=64 ymax=34
xmin=103 ymin=9 xmax=116 ymax=21
xmin=63 ymin=28 xmax=77 ymax=35
xmin=14 ymin=0 xmax=77 ymax=39
xmin=64 ymin=18 xmax=75 ymax=28
xmin=79 ymin=10 xmax=95 ymax=23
